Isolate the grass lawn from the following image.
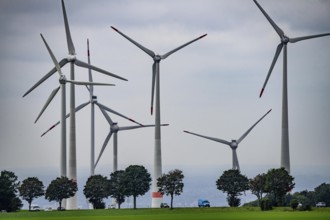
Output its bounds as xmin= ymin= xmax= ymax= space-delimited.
xmin=0 ymin=207 xmax=329 ymax=220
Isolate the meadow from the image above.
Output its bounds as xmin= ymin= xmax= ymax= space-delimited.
xmin=0 ymin=207 xmax=330 ymax=220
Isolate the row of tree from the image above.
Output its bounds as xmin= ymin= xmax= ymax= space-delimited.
xmin=0 ymin=166 xmax=184 ymax=211
xmin=1 ymin=167 xmax=328 ymax=212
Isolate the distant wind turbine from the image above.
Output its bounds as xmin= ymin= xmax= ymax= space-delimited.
xmin=36 ymin=34 xmax=113 ymax=198
xmin=184 ymin=109 xmax=272 ymax=170
xmin=41 ymin=39 xmax=142 ymax=176
xmin=23 ymin=0 xmax=127 ymax=209
xmin=111 ymin=26 xmax=207 ymax=208
xmin=95 ymin=106 xmax=169 ymax=172
xmin=253 ymin=0 xmax=330 ymax=173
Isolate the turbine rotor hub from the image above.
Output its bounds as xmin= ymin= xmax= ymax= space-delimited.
xmin=230 ymin=141 xmax=238 ymax=149
xmin=59 ymin=75 xmax=66 ymax=84
xmin=154 ymin=55 xmax=161 ymax=62
xmin=111 ymin=123 xmax=119 ymax=132
xmin=281 ymin=35 xmax=290 ymax=44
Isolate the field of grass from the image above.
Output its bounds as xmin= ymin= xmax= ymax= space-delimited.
xmin=0 ymin=207 xmax=329 ymax=220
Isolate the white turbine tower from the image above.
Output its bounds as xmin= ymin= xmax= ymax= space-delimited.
xmin=41 ymin=39 xmax=142 ymax=177
xmin=111 ymin=26 xmax=207 ymax=207
xmin=23 ymin=1 xmax=127 ymax=210
xmin=95 ymin=106 xmax=169 ymax=172
xmin=253 ymin=0 xmax=330 ymax=173
xmin=184 ymin=109 xmax=272 ymax=170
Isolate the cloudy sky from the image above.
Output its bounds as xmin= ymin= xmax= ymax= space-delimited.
xmin=0 ymin=0 xmax=329 ymax=183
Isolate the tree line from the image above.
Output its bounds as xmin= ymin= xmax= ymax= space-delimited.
xmin=0 ymin=167 xmax=329 ymax=212
xmin=0 ymin=165 xmax=184 ymax=211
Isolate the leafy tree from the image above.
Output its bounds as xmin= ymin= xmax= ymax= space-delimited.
xmin=265 ymin=168 xmax=295 ymax=206
xmin=314 ymin=183 xmax=330 ymax=207
xmin=83 ymin=175 xmax=110 ymax=209
xmin=45 ymin=176 xmax=77 ymax=210
xmin=109 ymin=170 xmax=128 ymax=209
xmin=18 ymin=177 xmax=44 ymax=211
xmin=157 ymin=169 xmax=184 ymax=209
xmin=0 ymin=170 xmax=22 ymax=212
xmin=216 ymin=169 xmax=249 ymax=207
xmin=124 ymin=165 xmax=151 ymax=209
xmin=249 ymin=173 xmax=266 ymax=207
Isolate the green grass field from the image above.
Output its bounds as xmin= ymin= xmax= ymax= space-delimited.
xmin=0 ymin=207 xmax=329 ymax=220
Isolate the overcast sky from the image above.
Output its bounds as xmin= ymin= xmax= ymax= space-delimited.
xmin=0 ymin=0 xmax=329 ymax=182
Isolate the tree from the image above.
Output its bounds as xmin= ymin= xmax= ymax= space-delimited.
xmin=157 ymin=169 xmax=184 ymax=209
xmin=124 ymin=165 xmax=151 ymax=209
xmin=45 ymin=176 xmax=77 ymax=210
xmin=19 ymin=177 xmax=44 ymax=211
xmin=265 ymin=168 xmax=295 ymax=206
xmin=0 ymin=170 xmax=22 ymax=212
xmin=216 ymin=169 xmax=249 ymax=207
xmin=83 ymin=175 xmax=110 ymax=209
xmin=249 ymin=173 xmax=266 ymax=207
xmin=314 ymin=183 xmax=330 ymax=207
xmin=109 ymin=170 xmax=128 ymax=209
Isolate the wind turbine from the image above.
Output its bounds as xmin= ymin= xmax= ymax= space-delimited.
xmin=95 ymin=106 xmax=169 ymax=172
xmin=40 ymin=39 xmax=142 ymax=176
xmin=253 ymin=0 xmax=330 ymax=173
xmin=184 ymin=109 xmax=272 ymax=170
xmin=111 ymin=26 xmax=207 ymax=207
xmin=37 ymin=34 xmax=113 ymax=210
xmin=23 ymin=0 xmax=127 ymax=210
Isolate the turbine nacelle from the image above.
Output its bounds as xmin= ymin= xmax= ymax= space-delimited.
xmin=66 ymin=54 xmax=76 ymax=62
xmin=91 ymin=95 xmax=97 ymax=103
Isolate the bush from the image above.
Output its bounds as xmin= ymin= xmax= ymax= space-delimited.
xmin=290 ymin=198 xmax=299 ymax=210
xmin=298 ymin=203 xmax=312 ymax=211
xmin=260 ymin=198 xmax=272 ymax=211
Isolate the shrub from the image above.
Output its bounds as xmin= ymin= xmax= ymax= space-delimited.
xmin=260 ymin=198 xmax=272 ymax=211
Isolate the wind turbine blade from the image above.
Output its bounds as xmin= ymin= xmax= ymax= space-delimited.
xmin=94 ymin=131 xmax=113 ymax=169
xmin=161 ymin=34 xmax=207 ymax=60
xmin=61 ymin=0 xmax=75 ymax=55
xmin=22 ymin=58 xmax=68 ymax=97
xmin=111 ymin=26 xmax=155 ymax=58
xmin=151 ymin=62 xmax=156 ymax=115
xmin=96 ymin=102 xmax=143 ymax=126
xmin=41 ymin=122 xmax=60 ymax=137
xmin=87 ymin=38 xmax=94 ymax=97
xmin=253 ymin=0 xmax=284 ymax=38
xmin=74 ymin=58 xmax=128 ymax=81
xmin=98 ymin=105 xmax=113 ymax=125
xmin=41 ymin=101 xmax=90 ymax=137
xmin=260 ymin=43 xmax=283 ymax=97
xmin=237 ymin=109 xmax=272 ymax=144
xmin=66 ymin=79 xmax=115 ymax=86
xmin=35 ymin=86 xmax=60 ymax=123
xmin=40 ymin=34 xmax=62 ymax=75
xmin=183 ymin=130 xmax=231 ymax=146
xmin=119 ymin=125 xmax=144 ymax=131
xmin=289 ymin=33 xmax=330 ymax=43
xmin=119 ymin=123 xmax=169 ymax=131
